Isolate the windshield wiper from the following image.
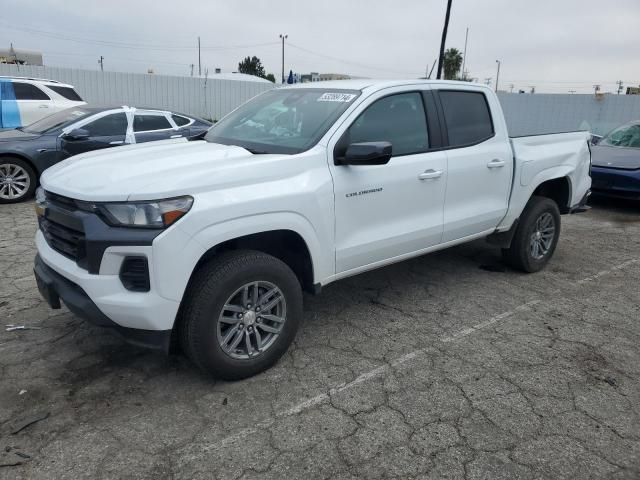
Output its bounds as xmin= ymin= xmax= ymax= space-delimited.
xmin=242 ymin=147 xmax=269 ymax=155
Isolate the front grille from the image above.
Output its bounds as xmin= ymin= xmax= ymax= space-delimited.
xmin=119 ymin=256 xmax=150 ymax=292
xmin=39 ymin=217 xmax=85 ymax=262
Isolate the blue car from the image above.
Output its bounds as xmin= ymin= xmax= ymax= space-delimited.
xmin=590 ymin=121 xmax=640 ymax=200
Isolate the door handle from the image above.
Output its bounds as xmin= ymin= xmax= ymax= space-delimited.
xmin=170 ymin=134 xmax=182 ymax=138
xmin=487 ymin=159 xmax=506 ymax=168
xmin=109 ymin=141 xmax=124 ymax=145
xmin=418 ymin=169 xmax=443 ymax=180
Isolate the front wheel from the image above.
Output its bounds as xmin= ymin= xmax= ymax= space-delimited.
xmin=0 ymin=158 xmax=37 ymax=204
xmin=502 ymin=196 xmax=561 ymax=273
xmin=180 ymin=250 xmax=303 ymax=380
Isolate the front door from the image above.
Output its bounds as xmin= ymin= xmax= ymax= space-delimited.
xmin=329 ymin=90 xmax=447 ymax=274
xmin=61 ymin=112 xmax=128 ymax=158
xmin=12 ymin=82 xmax=53 ymax=126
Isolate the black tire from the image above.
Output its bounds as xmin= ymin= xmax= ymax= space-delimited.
xmin=502 ymin=196 xmax=561 ymax=273
xmin=0 ymin=157 xmax=37 ymax=204
xmin=180 ymin=250 xmax=303 ymax=380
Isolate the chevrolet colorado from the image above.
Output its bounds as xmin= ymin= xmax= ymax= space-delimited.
xmin=33 ymin=80 xmax=591 ymax=379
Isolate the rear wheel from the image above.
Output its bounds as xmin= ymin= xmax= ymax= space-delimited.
xmin=502 ymin=196 xmax=561 ymax=273
xmin=0 ymin=158 xmax=37 ymax=203
xmin=180 ymin=250 xmax=303 ymax=380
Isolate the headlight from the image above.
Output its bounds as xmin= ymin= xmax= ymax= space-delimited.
xmin=98 ymin=196 xmax=193 ymax=228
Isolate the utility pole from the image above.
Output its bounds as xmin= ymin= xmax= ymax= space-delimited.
xmin=484 ymin=77 xmax=492 ymax=86
xmin=279 ymin=34 xmax=288 ymax=83
xmin=509 ymin=84 xmax=514 ymax=93
xmin=529 ymin=86 xmax=536 ymax=94
xmin=495 ymin=60 xmax=501 ymax=93
xmin=616 ymin=80 xmax=623 ymax=95
xmin=190 ymin=64 xmax=194 ymax=77
xmin=427 ymin=59 xmax=437 ymax=79
xmin=436 ymin=0 xmax=453 ymax=79
xmin=593 ymin=84 xmax=601 ymax=95
xmin=461 ymin=27 xmax=469 ymax=80
xmin=198 ymin=37 xmax=201 ymax=76
xmin=98 ymin=56 xmax=104 ymax=72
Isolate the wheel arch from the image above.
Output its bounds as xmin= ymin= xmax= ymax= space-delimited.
xmin=530 ymin=176 xmax=572 ymax=214
xmin=169 ymin=225 xmax=320 ymax=353
xmin=0 ymin=152 xmax=40 ymax=178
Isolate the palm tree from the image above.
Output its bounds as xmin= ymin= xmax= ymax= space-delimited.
xmin=443 ymin=48 xmax=463 ymax=80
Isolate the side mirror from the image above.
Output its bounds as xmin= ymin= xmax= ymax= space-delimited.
xmin=338 ymin=141 xmax=392 ymax=166
xmin=590 ymin=134 xmax=602 ymax=145
xmin=63 ymin=128 xmax=90 ymax=141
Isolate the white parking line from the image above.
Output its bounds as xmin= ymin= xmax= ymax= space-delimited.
xmin=575 ymin=258 xmax=639 ymax=285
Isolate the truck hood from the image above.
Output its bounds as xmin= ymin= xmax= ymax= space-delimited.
xmin=591 ymin=145 xmax=640 ymax=170
xmin=40 ymin=139 xmax=290 ymax=202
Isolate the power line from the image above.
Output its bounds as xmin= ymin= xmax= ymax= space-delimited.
xmin=0 ymin=21 xmax=278 ymax=51
xmin=286 ymin=42 xmax=422 ymax=76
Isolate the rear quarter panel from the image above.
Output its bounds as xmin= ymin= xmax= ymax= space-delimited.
xmin=498 ymin=131 xmax=591 ymax=229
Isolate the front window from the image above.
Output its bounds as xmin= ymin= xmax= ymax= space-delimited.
xmin=22 ymin=107 xmax=92 ymax=134
xmin=84 ymin=113 xmax=128 ymax=137
xmin=600 ymin=123 xmax=640 ymax=148
xmin=205 ymin=88 xmax=361 ymax=154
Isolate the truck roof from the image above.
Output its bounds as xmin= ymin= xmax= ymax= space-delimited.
xmin=282 ymin=78 xmax=493 ymax=92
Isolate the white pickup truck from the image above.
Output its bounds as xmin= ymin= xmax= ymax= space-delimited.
xmin=33 ymin=80 xmax=591 ymax=379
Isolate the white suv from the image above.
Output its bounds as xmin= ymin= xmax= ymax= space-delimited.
xmin=0 ymin=76 xmax=86 ymax=128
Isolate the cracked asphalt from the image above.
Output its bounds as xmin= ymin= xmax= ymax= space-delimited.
xmin=1 ymin=197 xmax=639 ymax=479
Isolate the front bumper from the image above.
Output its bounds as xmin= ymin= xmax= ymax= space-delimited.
xmin=591 ymin=166 xmax=640 ymax=200
xmin=35 ymin=228 xmax=180 ymax=327
xmin=34 ymin=254 xmax=172 ymax=352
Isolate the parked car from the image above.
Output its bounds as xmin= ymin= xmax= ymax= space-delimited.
xmin=590 ymin=121 xmax=640 ymax=200
xmin=0 ymin=106 xmax=211 ymax=203
xmin=33 ymin=80 xmax=591 ymax=379
xmin=0 ymin=76 xmax=86 ymax=129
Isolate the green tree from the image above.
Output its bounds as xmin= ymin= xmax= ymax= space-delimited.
xmin=443 ymin=48 xmax=463 ymax=80
xmin=238 ymin=56 xmax=266 ymax=78
xmin=265 ymin=73 xmax=276 ymax=83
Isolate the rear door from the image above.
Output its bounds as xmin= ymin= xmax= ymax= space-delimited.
xmin=133 ymin=112 xmax=180 ymax=143
xmin=60 ymin=112 xmax=128 ymax=157
xmin=436 ymin=88 xmax=513 ymax=242
xmin=329 ymin=88 xmax=448 ymax=274
xmin=13 ymin=82 xmax=53 ymax=126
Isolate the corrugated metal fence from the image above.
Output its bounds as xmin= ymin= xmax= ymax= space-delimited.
xmin=0 ymin=64 xmax=274 ymax=121
xmin=498 ymin=92 xmax=640 ymax=136
xmin=2 ymin=64 xmax=640 ymax=136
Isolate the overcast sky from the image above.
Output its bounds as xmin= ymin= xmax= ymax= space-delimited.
xmin=1 ymin=0 xmax=639 ymax=93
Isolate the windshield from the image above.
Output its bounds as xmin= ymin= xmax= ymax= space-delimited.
xmin=205 ymin=88 xmax=361 ymax=154
xmin=600 ymin=123 xmax=640 ymax=148
xmin=22 ymin=107 xmax=93 ymax=134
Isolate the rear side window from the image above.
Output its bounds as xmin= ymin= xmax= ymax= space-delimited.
xmin=346 ymin=92 xmax=429 ymax=156
xmin=134 ymin=114 xmax=171 ymax=132
xmin=13 ymin=82 xmax=50 ymax=100
xmin=439 ymin=91 xmax=494 ymax=147
xmin=84 ymin=113 xmax=128 ymax=137
xmin=172 ymin=114 xmax=190 ymax=127
xmin=48 ymin=86 xmax=83 ymax=101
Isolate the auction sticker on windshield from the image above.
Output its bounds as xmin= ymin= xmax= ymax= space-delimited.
xmin=317 ymin=93 xmax=357 ymax=102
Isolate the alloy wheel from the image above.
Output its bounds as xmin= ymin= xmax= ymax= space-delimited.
xmin=0 ymin=163 xmax=31 ymax=200
xmin=529 ymin=212 xmax=556 ymax=260
xmin=217 ymin=281 xmax=287 ymax=360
